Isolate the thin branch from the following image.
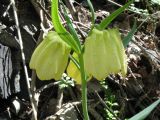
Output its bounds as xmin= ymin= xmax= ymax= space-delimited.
xmin=55 ymin=88 xmax=64 ymax=111
xmin=36 ymin=1 xmax=52 ymax=20
xmin=35 ymin=82 xmax=56 ymax=93
xmin=10 ymin=0 xmax=37 ymax=119
xmin=107 ymin=0 xmax=122 ymax=7
xmin=3 ymin=2 xmax=12 ymax=17
xmin=95 ymin=91 xmax=121 ymax=120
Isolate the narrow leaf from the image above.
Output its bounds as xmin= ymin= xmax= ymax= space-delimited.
xmin=123 ymin=21 xmax=137 ymax=48
xmin=51 ymin=0 xmax=81 ymax=53
xmin=69 ymin=54 xmax=80 ymax=70
xmin=97 ymin=0 xmax=133 ymax=30
xmin=128 ymin=99 xmax=160 ymax=120
xmin=61 ymin=2 xmax=81 ymax=51
xmin=86 ymin=0 xmax=95 ymax=30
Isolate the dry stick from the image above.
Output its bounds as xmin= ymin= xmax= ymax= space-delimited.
xmin=35 ymin=82 xmax=56 ymax=93
xmin=88 ymin=106 xmax=103 ymax=120
xmin=3 ymin=2 xmax=12 ymax=17
xmin=30 ymin=0 xmax=40 ymax=14
xmin=30 ymin=0 xmax=52 ymax=31
xmin=55 ymin=88 xmax=64 ymax=112
xmin=37 ymin=1 xmax=52 ymax=20
xmin=64 ymin=0 xmax=78 ymax=21
xmin=45 ymin=102 xmax=81 ymax=120
xmin=10 ymin=0 xmax=37 ymax=120
xmin=107 ymin=0 xmax=146 ymax=16
xmin=95 ymin=91 xmax=121 ymax=120
xmin=107 ymin=0 xmax=122 ymax=7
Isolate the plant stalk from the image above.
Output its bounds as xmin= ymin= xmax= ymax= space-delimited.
xmin=78 ymin=54 xmax=89 ymax=120
xmin=86 ymin=0 xmax=95 ymax=31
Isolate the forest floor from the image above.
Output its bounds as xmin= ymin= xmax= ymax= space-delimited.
xmin=0 ymin=0 xmax=160 ymax=120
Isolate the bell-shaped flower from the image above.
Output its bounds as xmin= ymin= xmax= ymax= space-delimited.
xmin=67 ymin=52 xmax=81 ymax=84
xmin=83 ymin=28 xmax=127 ymax=80
xmin=29 ymin=31 xmax=71 ymax=80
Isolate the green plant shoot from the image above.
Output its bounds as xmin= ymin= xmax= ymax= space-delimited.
xmin=29 ymin=0 xmax=133 ymax=120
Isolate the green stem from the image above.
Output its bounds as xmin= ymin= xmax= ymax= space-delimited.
xmin=86 ymin=0 xmax=95 ymax=31
xmin=78 ymin=54 xmax=89 ymax=120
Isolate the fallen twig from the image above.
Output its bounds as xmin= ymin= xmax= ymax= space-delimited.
xmin=10 ymin=0 xmax=37 ymax=119
xmin=95 ymin=91 xmax=121 ymax=120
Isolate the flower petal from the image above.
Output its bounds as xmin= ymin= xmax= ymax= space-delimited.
xmin=67 ymin=53 xmax=81 ymax=84
xmin=109 ymin=29 xmax=127 ymax=76
xmin=84 ymin=28 xmax=127 ymax=80
xmin=84 ymin=29 xmax=109 ymax=80
xmin=30 ymin=31 xmax=71 ymax=80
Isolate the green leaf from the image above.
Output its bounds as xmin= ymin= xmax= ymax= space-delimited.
xmin=128 ymin=99 xmax=160 ymax=120
xmin=97 ymin=0 xmax=133 ymax=30
xmin=86 ymin=0 xmax=95 ymax=30
xmin=69 ymin=54 xmax=80 ymax=70
xmin=61 ymin=2 xmax=81 ymax=51
xmin=123 ymin=21 xmax=137 ymax=48
xmin=51 ymin=0 xmax=81 ymax=53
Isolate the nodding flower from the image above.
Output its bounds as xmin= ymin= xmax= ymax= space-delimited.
xmin=67 ymin=52 xmax=82 ymax=84
xmin=83 ymin=28 xmax=127 ymax=80
xmin=30 ymin=31 xmax=71 ymax=80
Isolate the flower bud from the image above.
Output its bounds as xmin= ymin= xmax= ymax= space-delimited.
xmin=83 ymin=28 xmax=127 ymax=80
xmin=30 ymin=31 xmax=71 ymax=80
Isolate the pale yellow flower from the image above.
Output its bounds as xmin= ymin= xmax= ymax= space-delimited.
xmin=67 ymin=52 xmax=81 ymax=84
xmin=83 ymin=28 xmax=127 ymax=80
xmin=30 ymin=31 xmax=71 ymax=80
